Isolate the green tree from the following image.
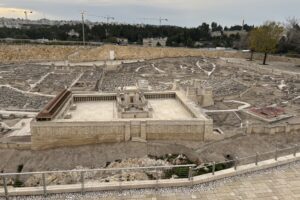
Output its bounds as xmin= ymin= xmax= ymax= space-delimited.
xmin=249 ymin=22 xmax=284 ymax=65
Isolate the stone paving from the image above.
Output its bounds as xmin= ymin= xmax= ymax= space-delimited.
xmin=92 ymin=162 xmax=300 ymax=200
xmin=3 ymin=162 xmax=299 ymax=200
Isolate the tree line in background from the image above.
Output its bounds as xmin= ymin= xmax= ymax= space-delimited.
xmin=0 ymin=22 xmax=251 ymax=48
xmin=238 ymin=18 xmax=300 ymax=64
xmin=0 ymin=19 xmax=299 ymax=61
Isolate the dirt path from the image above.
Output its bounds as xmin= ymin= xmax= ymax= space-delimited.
xmin=0 ymin=85 xmax=55 ymax=97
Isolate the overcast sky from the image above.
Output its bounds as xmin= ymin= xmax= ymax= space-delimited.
xmin=0 ymin=0 xmax=299 ymax=27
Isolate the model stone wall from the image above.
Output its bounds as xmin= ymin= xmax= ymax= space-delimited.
xmin=246 ymin=122 xmax=300 ymax=135
xmin=146 ymin=120 xmax=206 ymax=141
xmin=31 ymin=119 xmax=213 ymax=150
xmin=31 ymin=91 xmax=214 ymax=150
xmin=31 ymin=121 xmax=126 ymax=150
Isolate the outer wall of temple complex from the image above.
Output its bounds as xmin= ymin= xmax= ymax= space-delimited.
xmin=31 ymin=120 xmax=213 ymax=150
xmin=31 ymin=90 xmax=213 ymax=150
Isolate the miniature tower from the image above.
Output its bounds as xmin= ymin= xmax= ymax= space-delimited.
xmin=186 ymin=80 xmax=214 ymax=107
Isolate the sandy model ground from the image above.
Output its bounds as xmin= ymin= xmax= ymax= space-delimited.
xmin=0 ymin=45 xmax=299 ymax=175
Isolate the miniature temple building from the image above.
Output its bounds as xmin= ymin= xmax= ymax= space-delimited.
xmin=117 ymin=86 xmax=153 ymax=118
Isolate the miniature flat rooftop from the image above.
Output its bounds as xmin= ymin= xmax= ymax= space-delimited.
xmin=48 ymin=90 xmax=208 ymax=122
xmin=56 ymin=98 xmax=196 ymax=122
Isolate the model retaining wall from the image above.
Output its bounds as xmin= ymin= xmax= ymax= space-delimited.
xmin=31 ymin=119 xmax=212 ymax=150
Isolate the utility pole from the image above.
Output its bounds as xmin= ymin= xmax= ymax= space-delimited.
xmin=81 ymin=11 xmax=86 ymax=45
xmin=103 ymin=16 xmax=114 ymax=40
xmin=242 ymin=19 xmax=245 ymax=31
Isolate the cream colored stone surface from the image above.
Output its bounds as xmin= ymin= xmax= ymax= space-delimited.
xmin=58 ymin=99 xmax=195 ymax=121
xmin=83 ymin=163 xmax=300 ymax=199
xmin=59 ymin=101 xmax=116 ymax=121
xmin=149 ymin=99 xmax=193 ymax=119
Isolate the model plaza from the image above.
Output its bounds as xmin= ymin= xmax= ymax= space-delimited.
xmin=31 ymin=86 xmax=213 ymax=149
xmin=66 ymin=88 xmax=196 ymax=121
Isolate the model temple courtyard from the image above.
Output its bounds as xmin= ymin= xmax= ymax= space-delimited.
xmin=31 ymin=85 xmax=213 ymax=150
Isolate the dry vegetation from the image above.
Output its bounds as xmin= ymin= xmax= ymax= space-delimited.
xmin=0 ymin=44 xmax=299 ymax=64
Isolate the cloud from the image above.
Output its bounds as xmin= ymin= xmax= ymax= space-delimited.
xmin=0 ymin=0 xmax=264 ymax=12
xmin=0 ymin=0 xmax=299 ymax=26
xmin=0 ymin=7 xmax=47 ymax=19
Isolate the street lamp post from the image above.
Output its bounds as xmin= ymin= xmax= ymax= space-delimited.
xmin=81 ymin=11 xmax=86 ymax=45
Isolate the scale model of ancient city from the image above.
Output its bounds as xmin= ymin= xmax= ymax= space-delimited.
xmin=0 ymin=44 xmax=299 ymax=198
